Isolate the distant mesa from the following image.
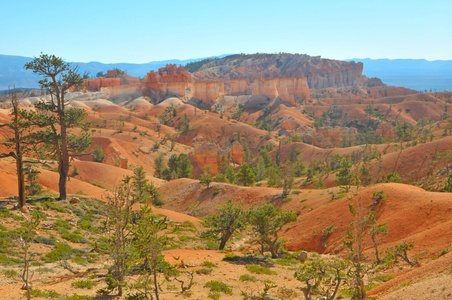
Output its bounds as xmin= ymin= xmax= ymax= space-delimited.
xmin=80 ymin=54 xmax=418 ymax=109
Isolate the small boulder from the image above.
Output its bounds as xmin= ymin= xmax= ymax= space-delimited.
xmin=297 ymin=250 xmax=308 ymax=263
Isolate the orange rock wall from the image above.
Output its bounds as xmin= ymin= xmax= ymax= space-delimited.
xmin=189 ymin=143 xmax=227 ymax=177
xmin=193 ymin=81 xmax=224 ymax=104
xmin=85 ymin=78 xmax=121 ymax=91
xmin=101 ymin=84 xmax=142 ymax=98
xmin=83 ymin=65 xmax=310 ymax=106
xmin=230 ymin=79 xmax=251 ymax=95
xmin=250 ymin=77 xmax=310 ymax=105
xmin=252 ymin=79 xmax=279 ymax=99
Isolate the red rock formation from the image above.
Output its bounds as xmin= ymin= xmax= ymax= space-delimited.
xmin=231 ymin=142 xmax=244 ymax=165
xmin=84 ymin=70 xmax=140 ymax=92
xmin=142 ymin=64 xmax=193 ymax=100
xmin=143 ymin=64 xmax=192 ymax=84
xmin=189 ymin=143 xmax=227 ymax=177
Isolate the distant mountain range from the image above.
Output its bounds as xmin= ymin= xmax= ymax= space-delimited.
xmin=0 ymin=54 xmax=225 ymax=90
xmin=349 ymin=58 xmax=452 ymax=92
xmin=1 ymin=54 xmax=451 ymax=92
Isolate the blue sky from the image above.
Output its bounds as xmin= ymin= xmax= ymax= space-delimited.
xmin=2 ymin=0 xmax=451 ymax=63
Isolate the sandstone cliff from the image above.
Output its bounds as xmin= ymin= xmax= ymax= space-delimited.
xmin=189 ymin=53 xmax=366 ymax=89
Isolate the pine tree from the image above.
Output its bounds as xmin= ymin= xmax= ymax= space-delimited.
xmin=236 ymin=163 xmax=256 ymax=186
xmin=24 ymin=54 xmax=91 ymax=200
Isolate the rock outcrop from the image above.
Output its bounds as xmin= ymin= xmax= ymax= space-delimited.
xmin=84 ymin=69 xmax=140 ymax=92
xmin=193 ymin=81 xmax=225 ymax=106
xmin=189 ymin=143 xmax=227 ymax=177
xmin=228 ymin=77 xmax=310 ymax=106
xmin=191 ymin=53 xmax=366 ymax=89
xmin=231 ymin=142 xmax=244 ymax=165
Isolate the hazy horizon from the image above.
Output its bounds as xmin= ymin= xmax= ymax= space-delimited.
xmin=1 ymin=0 xmax=451 ymax=64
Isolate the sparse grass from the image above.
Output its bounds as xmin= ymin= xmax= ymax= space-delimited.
xmin=338 ymin=288 xmax=354 ymax=297
xmin=390 ymin=281 xmax=412 ymax=292
xmin=0 ymin=254 xmax=21 ymax=266
xmin=61 ymin=231 xmax=87 ymax=244
xmin=277 ymin=287 xmax=298 ymax=299
xmin=28 ymin=289 xmax=95 ymax=299
xmin=178 ymin=235 xmax=192 ymax=242
xmin=71 ymin=280 xmax=98 ymax=289
xmin=166 ymin=284 xmax=178 ymax=291
xmin=246 ymin=264 xmax=277 ymax=275
xmin=54 ymin=219 xmax=72 ymax=232
xmin=271 ymin=256 xmax=299 ymax=266
xmin=204 ymin=280 xmax=233 ymax=295
xmin=44 ymin=242 xmax=81 ymax=263
xmin=2 ymin=269 xmax=19 ymax=278
xmin=205 ymin=239 xmax=219 ymax=250
xmin=239 ymin=274 xmax=258 ymax=282
xmin=0 ymin=208 xmax=13 ymax=218
xmin=39 ymin=199 xmax=66 ymax=213
xmin=223 ymin=253 xmax=263 ymax=263
xmin=208 ymin=291 xmax=221 ymax=299
xmin=36 ymin=267 xmax=55 ymax=274
xmin=36 ymin=236 xmax=58 ymax=245
xmin=202 ymin=261 xmax=217 ymax=268
xmin=374 ymin=274 xmax=394 ymax=282
xmin=30 ymin=261 xmax=44 ymax=267
xmin=91 ymin=182 xmax=104 ymax=189
xmin=195 ymin=267 xmax=213 ymax=275
xmin=28 ymin=289 xmax=61 ymax=298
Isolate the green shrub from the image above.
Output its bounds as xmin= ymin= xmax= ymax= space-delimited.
xmin=40 ymin=200 xmax=66 ymax=212
xmin=195 ymin=267 xmax=213 ymax=275
xmin=71 ymin=280 xmax=98 ymax=289
xmin=273 ymin=256 xmax=299 ymax=266
xmin=28 ymin=289 xmax=61 ymax=298
xmin=204 ymin=280 xmax=233 ymax=295
xmin=246 ymin=264 xmax=277 ymax=275
xmin=178 ymin=235 xmax=192 ymax=242
xmin=208 ymin=292 xmax=221 ymax=299
xmin=61 ymin=231 xmax=86 ymax=243
xmin=0 ymin=254 xmax=21 ymax=266
xmin=239 ymin=274 xmax=258 ymax=282
xmin=2 ymin=269 xmax=19 ymax=278
xmin=222 ymin=253 xmax=263 ymax=263
xmin=202 ymin=261 xmax=217 ymax=268
xmin=374 ymin=274 xmax=394 ymax=282
xmin=0 ymin=208 xmax=13 ymax=218
xmin=45 ymin=243 xmax=79 ymax=263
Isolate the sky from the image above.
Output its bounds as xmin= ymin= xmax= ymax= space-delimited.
xmin=1 ymin=0 xmax=451 ymax=64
